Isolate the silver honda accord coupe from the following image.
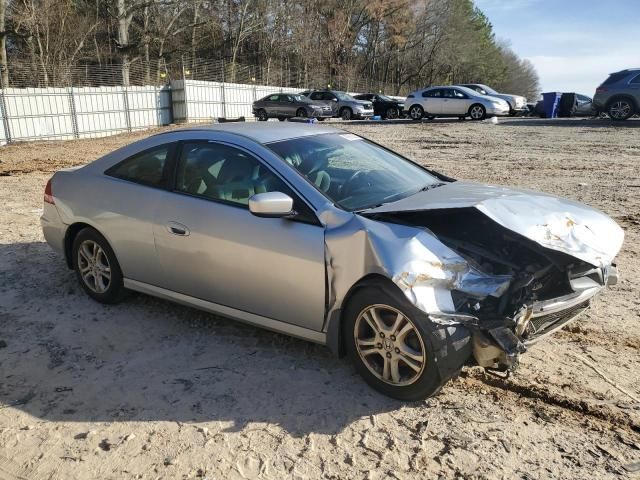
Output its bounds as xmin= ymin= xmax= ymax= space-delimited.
xmin=41 ymin=123 xmax=623 ymax=400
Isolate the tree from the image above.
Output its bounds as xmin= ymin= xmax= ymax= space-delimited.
xmin=0 ymin=0 xmax=8 ymax=86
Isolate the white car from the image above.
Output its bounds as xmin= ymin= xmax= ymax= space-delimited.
xmin=459 ymin=84 xmax=527 ymax=115
xmin=404 ymin=86 xmax=510 ymax=121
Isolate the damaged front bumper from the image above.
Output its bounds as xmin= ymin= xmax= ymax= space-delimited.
xmin=470 ymin=264 xmax=618 ymax=371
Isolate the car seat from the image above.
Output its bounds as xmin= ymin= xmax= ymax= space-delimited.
xmin=182 ymin=148 xmax=218 ymax=196
xmin=283 ymin=151 xmax=331 ymax=193
xmin=212 ymin=153 xmax=262 ymax=204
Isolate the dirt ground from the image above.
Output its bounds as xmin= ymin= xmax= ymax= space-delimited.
xmin=1 ymin=118 xmax=639 ymax=480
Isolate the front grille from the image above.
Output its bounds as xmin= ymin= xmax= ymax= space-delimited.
xmin=525 ymin=300 xmax=590 ymax=341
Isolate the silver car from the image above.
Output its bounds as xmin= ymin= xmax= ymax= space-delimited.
xmin=41 ymin=123 xmax=623 ymax=400
xmin=404 ymin=86 xmax=510 ymax=121
xmin=458 ymin=84 xmax=528 ymax=115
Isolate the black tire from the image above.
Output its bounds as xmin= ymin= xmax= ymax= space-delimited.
xmin=607 ymin=97 xmax=635 ymax=121
xmin=408 ymin=105 xmax=423 ymax=121
xmin=278 ymin=117 xmax=286 ymax=122
xmin=340 ymin=107 xmax=353 ymax=121
xmin=385 ymin=107 xmax=399 ymax=120
xmin=296 ymin=108 xmax=307 ymax=118
xmin=469 ymin=103 xmax=486 ymax=120
xmin=256 ymin=109 xmax=268 ymax=121
xmin=343 ymin=286 xmax=451 ymax=400
xmin=72 ymin=227 xmax=127 ymax=304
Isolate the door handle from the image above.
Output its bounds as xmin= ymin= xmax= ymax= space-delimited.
xmin=167 ymin=222 xmax=190 ymax=236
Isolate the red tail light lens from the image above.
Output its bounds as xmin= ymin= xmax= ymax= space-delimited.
xmin=44 ymin=178 xmax=55 ymax=204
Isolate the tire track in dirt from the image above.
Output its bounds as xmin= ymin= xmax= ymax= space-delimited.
xmin=460 ymin=370 xmax=640 ymax=434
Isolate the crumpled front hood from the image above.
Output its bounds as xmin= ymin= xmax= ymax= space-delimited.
xmin=365 ymin=182 xmax=624 ymax=267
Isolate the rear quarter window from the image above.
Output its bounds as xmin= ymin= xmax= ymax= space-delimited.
xmin=105 ymin=144 xmax=173 ymax=189
xmin=602 ymin=72 xmax=630 ymax=86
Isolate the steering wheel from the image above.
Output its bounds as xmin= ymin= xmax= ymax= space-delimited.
xmin=340 ymin=170 xmax=371 ymax=197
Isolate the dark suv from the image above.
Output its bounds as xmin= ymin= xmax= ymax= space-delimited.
xmin=353 ymin=93 xmax=404 ymax=119
xmin=593 ymin=68 xmax=640 ymax=120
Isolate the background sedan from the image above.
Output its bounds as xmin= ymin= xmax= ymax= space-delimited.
xmin=404 ymin=86 xmax=510 ymax=120
xmin=253 ymin=93 xmax=333 ymax=121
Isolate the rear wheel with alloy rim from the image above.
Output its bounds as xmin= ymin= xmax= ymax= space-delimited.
xmin=340 ymin=108 xmax=353 ymax=121
xmin=469 ymin=104 xmax=486 ymax=120
xmin=408 ymin=105 xmax=423 ymax=121
xmin=608 ymin=98 xmax=634 ymax=120
xmin=72 ymin=227 xmax=127 ymax=304
xmin=344 ymin=287 xmax=444 ymax=400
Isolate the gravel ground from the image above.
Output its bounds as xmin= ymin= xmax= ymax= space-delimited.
xmin=1 ymin=118 xmax=639 ymax=480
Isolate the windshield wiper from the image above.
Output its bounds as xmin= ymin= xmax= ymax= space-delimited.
xmin=419 ymin=182 xmax=445 ymax=192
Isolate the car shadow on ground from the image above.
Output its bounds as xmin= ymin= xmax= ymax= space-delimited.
xmin=0 ymin=241 xmax=405 ymax=436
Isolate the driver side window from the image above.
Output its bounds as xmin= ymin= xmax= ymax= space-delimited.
xmin=176 ymin=142 xmax=287 ymax=206
xmin=174 ymin=142 xmax=318 ymax=223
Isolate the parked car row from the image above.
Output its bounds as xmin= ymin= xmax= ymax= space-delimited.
xmin=253 ymin=83 xmax=526 ymax=122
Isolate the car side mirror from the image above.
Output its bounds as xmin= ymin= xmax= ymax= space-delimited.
xmin=332 ymin=98 xmax=338 ymax=102
xmin=249 ymin=192 xmax=295 ymax=218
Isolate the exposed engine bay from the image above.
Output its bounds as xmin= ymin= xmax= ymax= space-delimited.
xmin=363 ymin=207 xmax=616 ymax=372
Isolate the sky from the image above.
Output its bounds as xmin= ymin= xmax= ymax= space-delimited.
xmin=474 ymin=0 xmax=639 ymax=97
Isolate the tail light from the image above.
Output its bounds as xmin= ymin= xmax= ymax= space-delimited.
xmin=44 ymin=178 xmax=55 ymax=204
xmin=596 ymin=87 xmax=607 ymax=94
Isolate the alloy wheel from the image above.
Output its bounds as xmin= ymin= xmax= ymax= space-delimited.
xmin=470 ymin=105 xmax=485 ymax=120
xmin=386 ymin=107 xmax=398 ymax=119
xmin=409 ymin=106 xmax=423 ymax=120
xmin=609 ymin=100 xmax=632 ymax=120
xmin=77 ymin=240 xmax=111 ymax=294
xmin=354 ymin=304 xmax=426 ymax=386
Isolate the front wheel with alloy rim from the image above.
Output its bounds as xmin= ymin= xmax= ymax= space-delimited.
xmin=608 ymin=98 xmax=634 ymax=120
xmin=296 ymin=108 xmax=307 ymax=118
xmin=340 ymin=108 xmax=353 ymax=121
xmin=344 ymin=287 xmax=444 ymax=400
xmin=385 ymin=107 xmax=399 ymax=119
xmin=72 ymin=228 xmax=127 ymax=304
xmin=256 ymin=109 xmax=268 ymax=121
xmin=408 ymin=105 xmax=424 ymax=121
xmin=469 ymin=104 xmax=486 ymax=120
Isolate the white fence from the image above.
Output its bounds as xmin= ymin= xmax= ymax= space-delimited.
xmin=0 ymin=79 xmax=389 ymax=144
xmin=170 ymin=79 xmax=305 ymax=122
xmin=0 ymin=85 xmax=172 ymax=143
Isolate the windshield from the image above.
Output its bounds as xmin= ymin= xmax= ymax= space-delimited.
xmin=377 ymin=94 xmax=394 ymax=102
xmin=336 ymin=92 xmax=355 ymax=101
xmin=479 ymin=84 xmax=498 ymax=95
xmin=267 ymin=133 xmax=443 ymax=211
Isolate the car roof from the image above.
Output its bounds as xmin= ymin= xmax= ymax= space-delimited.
xmin=154 ymin=122 xmax=341 ymax=144
xmin=612 ymin=68 xmax=640 ymax=74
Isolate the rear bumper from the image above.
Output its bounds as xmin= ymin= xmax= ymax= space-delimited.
xmin=40 ymin=203 xmax=66 ymax=255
